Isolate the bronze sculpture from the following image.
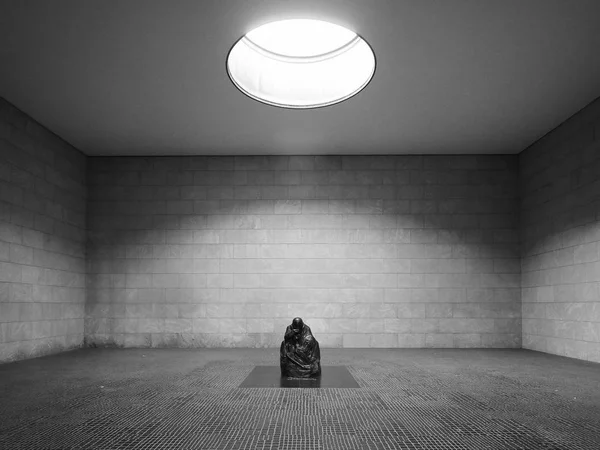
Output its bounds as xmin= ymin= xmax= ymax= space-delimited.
xmin=280 ymin=317 xmax=321 ymax=378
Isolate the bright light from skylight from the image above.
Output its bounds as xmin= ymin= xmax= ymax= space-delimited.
xmin=227 ymin=19 xmax=376 ymax=109
xmin=246 ymin=19 xmax=357 ymax=57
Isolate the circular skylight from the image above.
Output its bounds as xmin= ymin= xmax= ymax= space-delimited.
xmin=226 ymin=19 xmax=376 ymax=109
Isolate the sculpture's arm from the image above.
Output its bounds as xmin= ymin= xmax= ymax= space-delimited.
xmin=284 ymin=326 xmax=296 ymax=341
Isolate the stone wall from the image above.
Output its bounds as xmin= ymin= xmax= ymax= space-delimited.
xmin=86 ymin=154 xmax=520 ymax=348
xmin=0 ymin=98 xmax=87 ymax=363
xmin=5 ymin=94 xmax=600 ymax=361
xmin=520 ymin=97 xmax=600 ymax=363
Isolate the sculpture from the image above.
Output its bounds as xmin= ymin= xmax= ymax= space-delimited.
xmin=280 ymin=317 xmax=321 ymax=378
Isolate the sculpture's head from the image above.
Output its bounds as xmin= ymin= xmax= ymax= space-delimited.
xmin=291 ymin=317 xmax=304 ymax=332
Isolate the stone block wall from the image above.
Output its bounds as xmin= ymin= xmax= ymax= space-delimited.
xmin=4 ymin=94 xmax=599 ymax=361
xmin=86 ymin=154 xmax=520 ymax=349
xmin=520 ymin=97 xmax=600 ymax=363
xmin=0 ymin=98 xmax=87 ymax=363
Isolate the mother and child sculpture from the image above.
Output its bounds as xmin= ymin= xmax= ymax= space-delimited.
xmin=280 ymin=317 xmax=321 ymax=378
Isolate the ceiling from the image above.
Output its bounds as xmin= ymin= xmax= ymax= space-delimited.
xmin=1 ymin=0 xmax=600 ymax=156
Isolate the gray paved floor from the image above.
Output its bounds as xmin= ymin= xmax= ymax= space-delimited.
xmin=1 ymin=348 xmax=600 ymax=449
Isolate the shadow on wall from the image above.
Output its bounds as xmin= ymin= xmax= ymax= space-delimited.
xmin=85 ymin=155 xmax=521 ymax=349
xmin=0 ymin=98 xmax=87 ymax=363
xmin=520 ymin=136 xmax=600 ymax=362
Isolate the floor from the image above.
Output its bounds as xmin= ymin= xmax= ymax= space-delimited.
xmin=1 ymin=348 xmax=599 ymax=450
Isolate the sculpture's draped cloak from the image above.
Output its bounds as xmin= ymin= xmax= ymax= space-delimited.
xmin=280 ymin=324 xmax=321 ymax=378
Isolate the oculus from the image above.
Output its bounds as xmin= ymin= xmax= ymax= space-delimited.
xmin=227 ymin=19 xmax=376 ymax=108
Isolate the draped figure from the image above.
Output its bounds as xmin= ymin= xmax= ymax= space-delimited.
xmin=280 ymin=317 xmax=321 ymax=378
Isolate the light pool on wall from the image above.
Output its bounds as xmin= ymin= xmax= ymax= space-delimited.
xmin=226 ymin=19 xmax=376 ymax=109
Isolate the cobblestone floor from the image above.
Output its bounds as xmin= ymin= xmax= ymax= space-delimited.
xmin=1 ymin=348 xmax=600 ymax=449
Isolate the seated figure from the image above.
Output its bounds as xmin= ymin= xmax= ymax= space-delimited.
xmin=280 ymin=317 xmax=321 ymax=378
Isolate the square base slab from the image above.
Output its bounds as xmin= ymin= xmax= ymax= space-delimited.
xmin=239 ymin=365 xmax=360 ymax=388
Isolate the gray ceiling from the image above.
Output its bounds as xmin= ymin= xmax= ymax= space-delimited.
xmin=1 ymin=0 xmax=600 ymax=156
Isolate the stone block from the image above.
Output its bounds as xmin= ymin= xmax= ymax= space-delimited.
xmin=329 ymin=200 xmax=355 ymax=214
xmin=425 ymin=303 xmax=453 ymax=318
xmin=425 ymin=334 xmax=454 ymax=348
xmin=287 ymin=303 xmax=318 ymax=319
xmin=121 ymin=333 xmax=151 ymax=348
xmin=493 ymin=288 xmax=519 ymax=303
xmin=493 ymin=258 xmax=521 ymax=274
xmin=397 ymin=274 xmax=425 ymax=288
xmin=356 ymin=199 xmax=383 ymax=215
xmin=410 ymin=318 xmax=439 ymax=333
xmin=0 ymin=241 xmax=9 ymax=261
xmin=206 ymin=304 xmax=233 ymax=318
xmin=257 ymin=332 xmax=281 ymax=348
xmin=384 ymin=289 xmax=412 ymax=303
xmin=370 ymin=274 xmax=397 ymax=288
xmin=126 ymin=274 xmax=152 ymax=289
xmin=259 ymin=303 xmax=287 ymax=318
xmin=454 ymin=333 xmax=482 ymax=348
xmin=0 ymin=302 xmax=20 ymax=322
xmin=365 ymin=304 xmax=395 ymax=321
xmin=410 ymin=200 xmax=437 ymax=214
xmin=439 ymin=288 xmax=467 ymax=303
xmin=410 ymin=230 xmax=438 ymax=244
xmin=342 ymin=304 xmax=369 ymax=318
xmin=358 ymin=171 xmax=387 ymax=185
xmin=232 ymin=303 xmax=259 ymax=319
xmin=0 ymin=282 xmax=9 ymax=302
xmin=233 ymin=186 xmax=261 ymax=200
xmin=16 ymin=303 xmax=38 ymax=322
xmin=7 ymin=321 xmax=32 ymax=341
xmin=356 ymin=318 xmax=384 ymax=333
xmin=165 ymin=318 xmax=192 ymax=334
xmin=480 ymin=273 xmax=520 ymax=288
xmin=287 ymin=185 xmax=315 ymax=199
xmin=452 ymin=304 xmax=480 ymax=318
xmin=397 ymin=303 xmax=426 ymax=318
xmin=397 ymin=333 xmax=425 ymax=347
xmin=192 ymin=318 xmax=220 ymax=334
xmin=10 ymin=284 xmax=32 ymax=302
xmin=288 ymin=156 xmax=314 ymax=171
xmin=411 ymin=289 xmax=438 ymax=303
xmin=315 ymin=333 xmax=341 ymax=348
xmin=466 ymin=259 xmax=494 ymax=274
xmin=342 ymin=333 xmax=370 ymax=348
xmin=411 ymin=259 xmax=439 ymax=274
xmin=312 ymin=156 xmax=341 ymax=171
xmin=370 ymin=333 xmax=398 ymax=348
xmin=300 ymin=170 xmax=329 ymax=186
xmin=301 ymin=200 xmax=329 ymax=214
xmin=0 ymin=262 xmax=21 ymax=282
xmin=380 ymin=200 xmax=409 ymax=215
xmin=384 ymin=318 xmax=410 ymax=333
xmin=427 ymin=274 xmax=474 ymax=288
xmin=231 ymin=333 xmax=261 ymax=348
xmin=151 ymin=274 xmax=180 ymax=288
xmin=206 ymin=273 xmax=237 ymax=289
xmin=317 ymin=303 xmax=343 ymax=318
xmin=329 ymin=319 xmax=357 ymax=333
xmin=246 ymin=319 xmax=275 ymax=333
xmin=178 ymin=303 xmax=206 ymax=319
xmin=160 ymin=333 xmax=197 ymax=348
